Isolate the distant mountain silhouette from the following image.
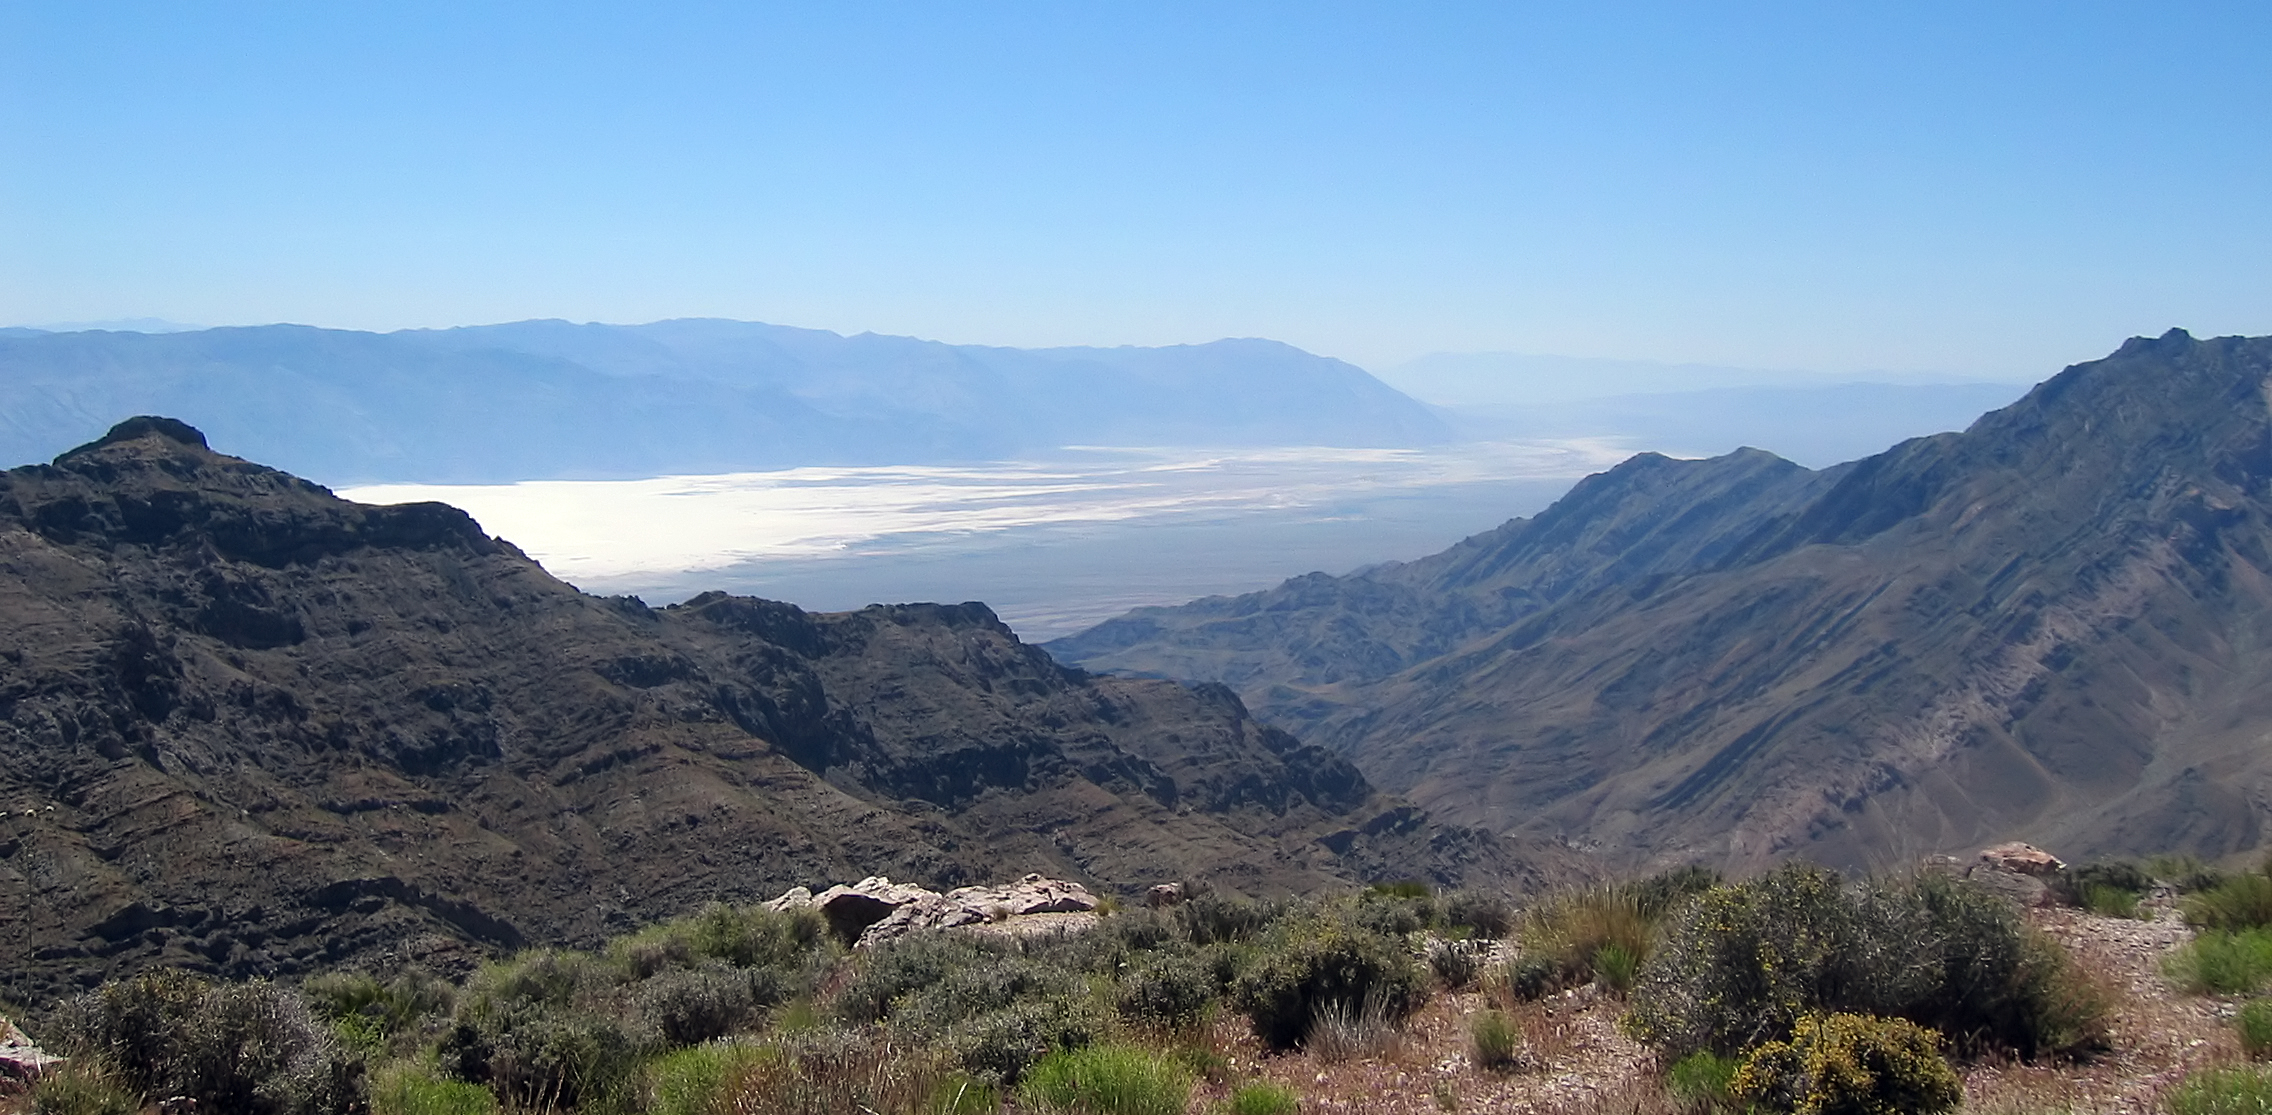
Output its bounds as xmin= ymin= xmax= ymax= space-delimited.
xmin=0 ymin=418 xmax=1563 ymax=1009
xmin=0 ymin=321 xmax=1451 ymax=485
xmin=1049 ymin=330 xmax=2272 ymax=873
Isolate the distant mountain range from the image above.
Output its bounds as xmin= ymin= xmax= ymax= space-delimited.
xmin=0 ymin=320 xmax=1451 ymax=485
xmin=1048 ymin=330 xmax=2272 ymax=873
xmin=0 ymin=418 xmax=1565 ymax=1007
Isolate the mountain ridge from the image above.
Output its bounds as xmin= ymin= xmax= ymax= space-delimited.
xmin=1047 ymin=329 xmax=2272 ymax=872
xmin=0 ymin=419 xmax=1566 ymax=1008
xmin=0 ymin=321 xmax=1450 ymax=485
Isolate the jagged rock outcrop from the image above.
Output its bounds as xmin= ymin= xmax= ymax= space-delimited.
xmin=0 ymin=419 xmax=1576 ymax=1011
xmin=1051 ymin=331 xmax=2272 ymax=872
xmin=770 ymin=873 xmax=1102 ymax=947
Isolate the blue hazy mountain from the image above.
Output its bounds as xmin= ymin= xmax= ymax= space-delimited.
xmin=0 ymin=320 xmax=1453 ymax=485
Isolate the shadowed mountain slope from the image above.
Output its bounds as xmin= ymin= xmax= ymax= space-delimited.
xmin=0 ymin=419 xmax=1561 ymax=1009
xmin=1048 ymin=330 xmax=2272 ymax=873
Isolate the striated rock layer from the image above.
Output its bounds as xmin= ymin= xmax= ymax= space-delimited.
xmin=0 ymin=419 xmax=1576 ymax=1011
xmin=1050 ymin=331 xmax=2272 ymax=873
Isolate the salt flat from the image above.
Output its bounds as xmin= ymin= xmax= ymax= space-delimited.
xmin=342 ymin=440 xmax=1624 ymax=639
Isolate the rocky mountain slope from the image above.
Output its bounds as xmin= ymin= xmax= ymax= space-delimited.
xmin=0 ymin=322 xmax=1450 ymax=485
xmin=1048 ymin=330 xmax=2272 ymax=873
xmin=0 ymin=419 xmax=1562 ymax=1009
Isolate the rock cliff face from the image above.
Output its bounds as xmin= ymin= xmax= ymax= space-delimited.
xmin=1049 ymin=331 xmax=2272 ymax=873
xmin=0 ymin=420 xmax=1567 ymax=1009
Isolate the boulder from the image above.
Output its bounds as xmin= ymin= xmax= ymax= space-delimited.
xmin=943 ymin=873 xmax=1101 ymax=918
xmin=812 ymin=876 xmax=941 ymax=942
xmin=763 ymin=886 xmax=814 ymax=913
xmin=1978 ymin=842 xmax=2065 ymax=877
xmin=1146 ymin=882 xmax=1186 ymax=908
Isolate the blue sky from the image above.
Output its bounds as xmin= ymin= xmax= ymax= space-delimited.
xmin=4 ymin=2 xmax=2267 ymax=375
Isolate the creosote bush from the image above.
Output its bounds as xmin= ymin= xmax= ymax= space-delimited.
xmin=1727 ymin=1013 xmax=1960 ymax=1115
xmin=1622 ymin=865 xmax=2107 ymax=1061
xmin=1228 ymin=912 xmax=1425 ymax=1050
xmin=52 ymin=968 xmax=363 ymax=1115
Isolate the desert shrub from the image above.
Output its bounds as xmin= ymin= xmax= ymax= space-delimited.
xmin=2166 ymin=929 xmax=2272 ymax=995
xmin=945 ymin=996 xmax=1102 ymax=1085
xmin=2150 ymin=855 xmax=2231 ymax=895
xmin=51 ymin=969 xmax=363 ymax=1115
xmin=1017 ymin=1043 xmax=1191 ymax=1115
xmin=893 ymin=952 xmax=1083 ymax=1038
xmin=370 ymin=1060 xmax=499 ymax=1115
xmin=1594 ymin=942 xmax=1642 ymax=994
xmin=1176 ymin=894 xmax=1291 ymax=945
xmin=1469 ymin=1009 xmax=1521 ymax=1072
xmin=1440 ymin=890 xmax=1517 ymax=939
xmin=705 ymin=1030 xmax=993 ymax=1115
xmin=1225 ymin=1079 xmax=1300 ymax=1115
xmin=1426 ymin=937 xmax=1490 ymax=990
xmin=439 ymin=950 xmax=650 ymax=1111
xmin=634 ymin=963 xmax=776 ymax=1045
xmin=2052 ymin=860 xmax=2153 ymax=910
xmin=1665 ymin=1050 xmax=1739 ymax=1114
xmin=1519 ymin=885 xmax=1653 ymax=995
xmin=645 ymin=1041 xmax=768 ymax=1115
xmin=2186 ymin=875 xmax=2272 ymax=931
xmin=2167 ymin=1064 xmax=2272 ymax=1115
xmin=2238 ymin=1000 xmax=2272 ymax=1059
xmin=1116 ymin=952 xmax=1217 ymax=1027
xmin=1496 ymin=955 xmax=1565 ymax=1002
xmin=1727 ymin=1013 xmax=1960 ymax=1115
xmin=26 ymin=1058 xmax=141 ymax=1115
xmin=1623 ymin=865 xmax=2105 ymax=1061
xmin=1627 ymin=865 xmax=1724 ymax=920
xmin=831 ymin=935 xmax=1000 ymax=1026
xmin=1303 ymin=992 xmax=1403 ymax=1064
xmin=1228 ymin=915 xmax=1426 ymax=1050
xmin=304 ymin=970 xmax=456 ymax=1056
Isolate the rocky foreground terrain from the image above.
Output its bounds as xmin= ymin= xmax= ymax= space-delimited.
xmin=1052 ymin=330 xmax=2272 ymax=874
xmin=0 ymin=418 xmax=1574 ymax=1009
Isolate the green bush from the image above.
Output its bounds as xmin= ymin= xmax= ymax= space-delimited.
xmin=633 ymin=963 xmax=775 ymax=1045
xmin=700 ymin=1030 xmax=993 ymax=1115
xmin=370 ymin=1061 xmax=499 ymax=1115
xmin=304 ymin=970 xmax=456 ymax=1056
xmin=1228 ymin=915 xmax=1426 ymax=1050
xmin=1426 ymin=938 xmax=1488 ymax=990
xmin=439 ymin=950 xmax=650 ymax=1111
xmin=2238 ymin=1000 xmax=2272 ymax=1059
xmin=2186 ymin=876 xmax=2272 ymax=932
xmin=611 ymin=903 xmax=831 ymax=978
xmin=2150 ymin=855 xmax=2231 ymax=895
xmin=944 ymin=996 xmax=1102 ymax=1085
xmin=27 ymin=1058 xmax=141 ymax=1115
xmin=52 ymin=969 xmax=363 ymax=1115
xmin=2053 ymin=861 xmax=2152 ymax=910
xmin=1623 ymin=865 xmax=2106 ymax=1061
xmin=1627 ymin=865 xmax=1724 ymax=920
xmin=1225 ymin=1080 xmax=1299 ymax=1115
xmin=1518 ymin=886 xmax=1652 ymax=994
xmin=645 ymin=1042 xmax=766 ymax=1115
xmin=1665 ymin=1050 xmax=1739 ymax=1114
xmin=1176 ymin=894 xmax=1291 ymax=945
xmin=1727 ymin=1013 xmax=1960 ymax=1115
xmin=832 ymin=935 xmax=998 ymax=1026
xmin=2167 ymin=1064 xmax=2272 ymax=1115
xmin=1017 ymin=1043 xmax=1192 ymax=1115
xmin=1439 ymin=890 xmax=1516 ymax=939
xmin=1593 ymin=942 xmax=1642 ymax=994
xmin=1469 ymin=1009 xmax=1520 ymax=1072
xmin=2166 ymin=929 xmax=2272 ymax=995
xmin=1116 ymin=952 xmax=1217 ymax=1027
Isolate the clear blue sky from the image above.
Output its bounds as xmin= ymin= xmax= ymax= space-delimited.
xmin=4 ymin=2 xmax=2266 ymax=375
